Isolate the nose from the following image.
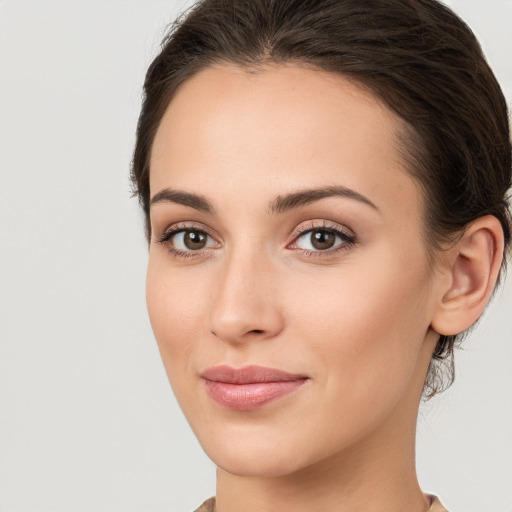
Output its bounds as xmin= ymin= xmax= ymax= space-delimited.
xmin=209 ymin=247 xmax=284 ymax=344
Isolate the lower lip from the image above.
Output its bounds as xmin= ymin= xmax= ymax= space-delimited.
xmin=203 ymin=379 xmax=308 ymax=411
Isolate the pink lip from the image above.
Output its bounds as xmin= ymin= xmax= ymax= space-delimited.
xmin=200 ymin=365 xmax=309 ymax=411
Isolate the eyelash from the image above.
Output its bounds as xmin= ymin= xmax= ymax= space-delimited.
xmin=155 ymin=222 xmax=217 ymax=260
xmin=288 ymin=221 xmax=357 ymax=259
xmin=155 ymin=221 xmax=357 ymax=260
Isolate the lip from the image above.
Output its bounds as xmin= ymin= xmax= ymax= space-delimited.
xmin=200 ymin=365 xmax=309 ymax=411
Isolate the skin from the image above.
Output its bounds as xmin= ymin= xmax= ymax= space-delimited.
xmin=146 ymin=64 xmax=503 ymax=512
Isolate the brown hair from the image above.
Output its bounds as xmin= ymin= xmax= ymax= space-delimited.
xmin=131 ymin=0 xmax=512 ymax=397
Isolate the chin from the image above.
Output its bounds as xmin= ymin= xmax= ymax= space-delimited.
xmin=194 ymin=426 xmax=315 ymax=478
xmin=212 ymin=449 xmax=308 ymax=478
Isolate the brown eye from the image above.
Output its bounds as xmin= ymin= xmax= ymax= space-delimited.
xmin=183 ymin=230 xmax=207 ymax=250
xmin=292 ymin=226 xmax=355 ymax=253
xmin=165 ymin=229 xmax=216 ymax=252
xmin=310 ymin=230 xmax=336 ymax=250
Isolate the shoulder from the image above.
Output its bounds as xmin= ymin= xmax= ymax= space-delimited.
xmin=193 ymin=497 xmax=216 ymax=512
xmin=427 ymin=494 xmax=449 ymax=512
xmin=193 ymin=496 xmax=447 ymax=512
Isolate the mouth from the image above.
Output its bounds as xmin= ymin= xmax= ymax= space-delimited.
xmin=200 ymin=365 xmax=309 ymax=411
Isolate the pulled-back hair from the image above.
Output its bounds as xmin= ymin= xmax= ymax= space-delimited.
xmin=131 ymin=0 xmax=512 ymax=398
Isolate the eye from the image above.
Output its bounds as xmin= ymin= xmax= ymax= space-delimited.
xmin=290 ymin=225 xmax=356 ymax=254
xmin=172 ymin=229 xmax=214 ymax=251
xmin=298 ymin=229 xmax=337 ymax=251
xmin=157 ymin=225 xmax=218 ymax=257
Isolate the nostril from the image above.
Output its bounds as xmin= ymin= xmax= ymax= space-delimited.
xmin=250 ymin=329 xmax=264 ymax=334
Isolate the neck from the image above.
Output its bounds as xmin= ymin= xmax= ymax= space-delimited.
xmin=215 ymin=333 xmax=438 ymax=512
xmin=216 ymin=420 xmax=428 ymax=512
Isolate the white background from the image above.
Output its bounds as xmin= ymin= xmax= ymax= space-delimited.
xmin=0 ymin=1 xmax=510 ymax=511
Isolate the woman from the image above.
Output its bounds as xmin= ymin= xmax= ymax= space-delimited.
xmin=131 ymin=0 xmax=511 ymax=510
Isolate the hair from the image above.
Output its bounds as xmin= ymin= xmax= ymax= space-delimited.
xmin=131 ymin=0 xmax=512 ymax=398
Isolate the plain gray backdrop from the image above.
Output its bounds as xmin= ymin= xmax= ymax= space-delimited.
xmin=0 ymin=1 xmax=511 ymax=511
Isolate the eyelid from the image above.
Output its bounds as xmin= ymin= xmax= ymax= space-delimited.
xmin=154 ymin=221 xmax=220 ymax=259
xmin=287 ymin=220 xmax=357 ymax=254
xmin=155 ymin=221 xmax=217 ymax=244
xmin=288 ymin=220 xmax=355 ymax=242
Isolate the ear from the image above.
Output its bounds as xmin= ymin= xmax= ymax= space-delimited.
xmin=431 ymin=215 xmax=505 ymax=336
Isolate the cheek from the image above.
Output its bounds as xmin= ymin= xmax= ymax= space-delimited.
xmin=286 ymin=248 xmax=433 ymax=405
xmin=145 ymin=256 xmax=208 ymax=375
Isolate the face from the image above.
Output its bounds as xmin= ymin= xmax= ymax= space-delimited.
xmin=147 ymin=64 xmax=440 ymax=478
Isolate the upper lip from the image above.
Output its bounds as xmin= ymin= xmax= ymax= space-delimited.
xmin=200 ymin=365 xmax=309 ymax=384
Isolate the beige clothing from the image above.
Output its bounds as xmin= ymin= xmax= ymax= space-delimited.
xmin=194 ymin=494 xmax=448 ymax=512
xmin=428 ymin=494 xmax=450 ymax=512
xmin=194 ymin=497 xmax=215 ymax=512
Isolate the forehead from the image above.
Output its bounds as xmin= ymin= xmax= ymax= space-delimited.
xmin=150 ymin=63 xmax=421 ymax=218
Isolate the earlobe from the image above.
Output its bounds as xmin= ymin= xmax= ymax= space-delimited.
xmin=431 ymin=215 xmax=504 ymax=336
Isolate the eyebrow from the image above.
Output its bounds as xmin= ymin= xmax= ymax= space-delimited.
xmin=150 ymin=185 xmax=378 ymax=215
xmin=150 ymin=188 xmax=215 ymax=214
xmin=269 ymin=185 xmax=379 ymax=214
